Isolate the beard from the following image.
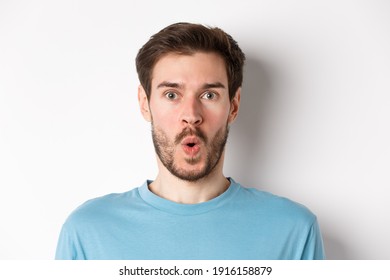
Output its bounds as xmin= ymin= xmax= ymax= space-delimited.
xmin=151 ymin=124 xmax=229 ymax=182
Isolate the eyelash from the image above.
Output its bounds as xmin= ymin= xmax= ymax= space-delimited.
xmin=164 ymin=91 xmax=218 ymax=100
xmin=165 ymin=91 xmax=178 ymax=100
xmin=201 ymin=91 xmax=217 ymax=100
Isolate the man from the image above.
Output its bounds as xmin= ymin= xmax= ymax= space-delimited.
xmin=55 ymin=22 xmax=325 ymax=259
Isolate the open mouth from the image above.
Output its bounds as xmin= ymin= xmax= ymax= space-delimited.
xmin=181 ymin=136 xmax=200 ymax=147
xmin=181 ymin=137 xmax=201 ymax=156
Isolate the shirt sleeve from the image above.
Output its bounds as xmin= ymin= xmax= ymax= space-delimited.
xmin=55 ymin=223 xmax=86 ymax=260
xmin=300 ymin=218 xmax=326 ymax=260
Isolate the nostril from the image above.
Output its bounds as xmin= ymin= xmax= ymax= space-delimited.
xmin=181 ymin=113 xmax=202 ymax=125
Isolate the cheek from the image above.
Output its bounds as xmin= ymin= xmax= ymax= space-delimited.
xmin=150 ymin=109 xmax=178 ymax=134
xmin=149 ymin=100 xmax=174 ymax=121
xmin=207 ymin=108 xmax=231 ymax=126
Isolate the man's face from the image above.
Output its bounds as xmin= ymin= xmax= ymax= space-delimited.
xmin=139 ymin=52 xmax=240 ymax=182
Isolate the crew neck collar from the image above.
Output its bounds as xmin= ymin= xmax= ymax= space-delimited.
xmin=137 ymin=178 xmax=240 ymax=215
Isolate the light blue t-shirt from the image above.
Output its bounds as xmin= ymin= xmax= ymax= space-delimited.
xmin=55 ymin=179 xmax=325 ymax=259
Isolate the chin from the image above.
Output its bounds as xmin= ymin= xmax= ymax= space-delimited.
xmin=173 ymin=166 xmax=209 ymax=182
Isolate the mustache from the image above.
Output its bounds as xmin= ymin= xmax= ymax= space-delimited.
xmin=174 ymin=127 xmax=208 ymax=145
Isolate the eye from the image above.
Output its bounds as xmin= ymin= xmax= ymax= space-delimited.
xmin=165 ymin=91 xmax=178 ymax=100
xmin=201 ymin=91 xmax=217 ymax=100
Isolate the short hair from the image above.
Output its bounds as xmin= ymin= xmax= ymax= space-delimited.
xmin=136 ymin=22 xmax=246 ymax=100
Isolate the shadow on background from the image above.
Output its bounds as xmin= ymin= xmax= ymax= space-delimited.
xmin=323 ymin=233 xmax=349 ymax=260
xmin=228 ymin=56 xmax=348 ymax=260
xmin=228 ymin=55 xmax=274 ymax=186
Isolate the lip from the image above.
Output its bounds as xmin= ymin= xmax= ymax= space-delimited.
xmin=181 ymin=136 xmax=201 ymax=156
xmin=181 ymin=136 xmax=200 ymax=146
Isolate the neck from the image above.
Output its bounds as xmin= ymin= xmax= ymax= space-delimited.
xmin=149 ymin=157 xmax=230 ymax=204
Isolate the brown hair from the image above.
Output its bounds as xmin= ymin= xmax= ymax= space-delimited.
xmin=135 ymin=22 xmax=245 ymax=100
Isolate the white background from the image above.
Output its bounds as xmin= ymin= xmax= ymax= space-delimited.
xmin=0 ymin=0 xmax=389 ymax=259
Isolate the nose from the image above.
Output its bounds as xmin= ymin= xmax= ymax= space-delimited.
xmin=180 ymin=97 xmax=203 ymax=126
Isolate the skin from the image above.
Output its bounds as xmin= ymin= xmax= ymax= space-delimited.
xmin=138 ymin=52 xmax=240 ymax=204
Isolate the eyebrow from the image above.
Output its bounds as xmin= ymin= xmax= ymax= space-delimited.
xmin=156 ymin=81 xmax=226 ymax=90
xmin=157 ymin=82 xmax=182 ymax=89
xmin=201 ymin=82 xmax=226 ymax=90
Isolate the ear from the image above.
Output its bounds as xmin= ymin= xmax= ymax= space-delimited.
xmin=228 ymin=88 xmax=241 ymax=124
xmin=138 ymin=85 xmax=152 ymax=122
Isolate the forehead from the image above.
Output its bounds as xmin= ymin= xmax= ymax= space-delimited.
xmin=151 ymin=52 xmax=228 ymax=89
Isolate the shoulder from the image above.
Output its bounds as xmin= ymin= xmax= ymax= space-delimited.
xmin=62 ymin=187 xmax=140 ymax=229
xmin=233 ymin=181 xmax=317 ymax=224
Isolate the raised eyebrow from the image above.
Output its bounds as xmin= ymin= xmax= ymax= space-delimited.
xmin=156 ymin=81 xmax=226 ymax=90
xmin=201 ymin=82 xmax=226 ymax=90
xmin=156 ymin=81 xmax=183 ymax=89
